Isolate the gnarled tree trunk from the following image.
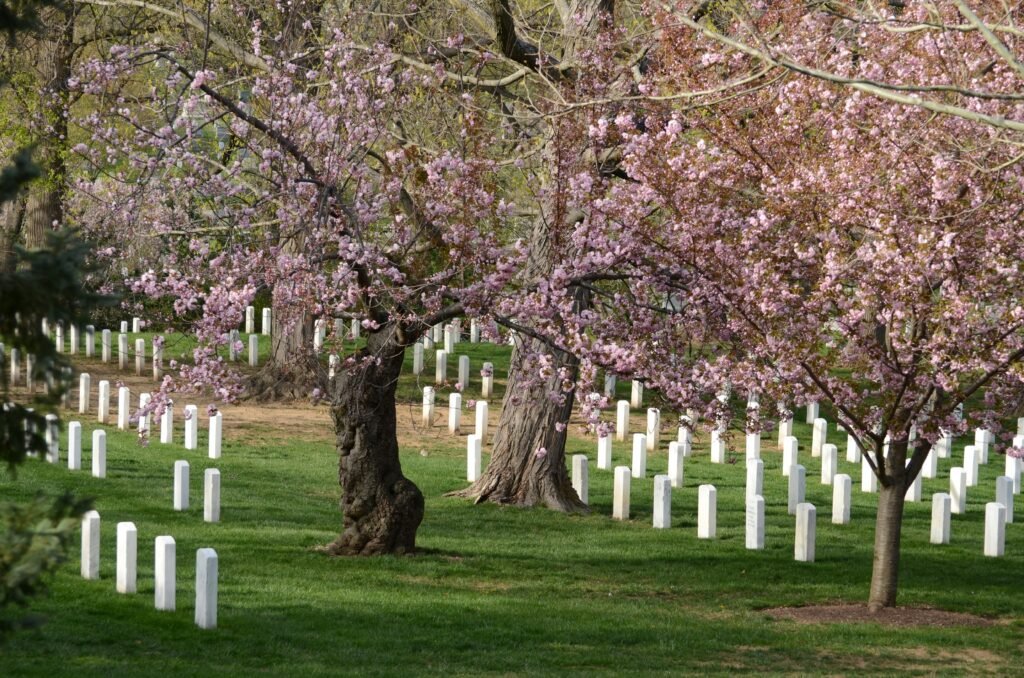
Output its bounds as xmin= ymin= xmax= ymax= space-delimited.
xmin=248 ymin=310 xmax=320 ymax=400
xmin=325 ymin=325 xmax=423 ymax=555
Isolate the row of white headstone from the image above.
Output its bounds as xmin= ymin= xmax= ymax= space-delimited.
xmin=80 ymin=512 xmax=218 ymax=629
xmin=413 ymin=352 xmax=495 ymax=398
xmin=74 ymin=377 xmax=223 ymax=455
xmin=573 ymin=412 xmax=1018 ymax=558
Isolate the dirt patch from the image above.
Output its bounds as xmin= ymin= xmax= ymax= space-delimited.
xmin=764 ymin=604 xmax=995 ymax=628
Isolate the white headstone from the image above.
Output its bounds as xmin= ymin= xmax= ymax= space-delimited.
xmin=10 ymin=347 xmax=19 ymax=383
xmin=448 ymin=393 xmax=462 ymax=434
xmin=668 ymin=441 xmax=685 ymax=488
xmin=597 ymin=435 xmax=613 ymax=471
xmin=248 ymin=334 xmax=259 ymax=366
xmin=101 ymin=329 xmax=111 ymax=362
xmin=174 ymin=460 xmax=189 ymax=511
xmin=470 ymin=319 xmax=479 ymax=343
xmin=434 ymin=350 xmax=447 ymax=384
xmin=81 ymin=510 xmax=100 ymax=580
xmin=132 ymin=317 xmax=141 ymax=333
xmin=183 ymin=404 xmax=199 ymax=450
xmin=195 ymin=548 xmax=218 ymax=629
xmin=832 ymin=474 xmax=852 ymax=524
xmin=118 ymin=333 xmax=128 ymax=370
xmin=85 ymin=325 xmax=95 ymax=357
xmin=474 ymin=400 xmax=488 ymax=442
xmin=631 ymin=434 xmax=647 ymax=478
xmin=805 ymin=401 xmax=819 ymax=424
xmin=466 ymin=434 xmax=482 ymax=482
xmin=134 ymin=338 xmax=145 ymax=375
xmin=652 ymin=474 xmax=671 ymax=529
xmin=604 ymin=374 xmax=616 ymax=398
xmin=313 ymin=318 xmax=325 ymax=352
xmin=746 ymin=458 xmax=763 ymax=504
xmin=795 ymin=503 xmax=816 ymax=562
xmin=964 ymin=445 xmax=979 ymax=487
xmin=160 ymin=402 xmax=174 ymax=444
xmin=92 ymin=430 xmax=106 ymax=478
xmin=68 ymin=421 xmax=82 ymax=471
xmin=975 ymin=428 xmax=990 ymax=465
xmin=922 ymin=446 xmax=938 ymax=479
xmin=116 ymin=522 xmax=137 ymax=594
xmin=811 ymin=418 xmax=827 ymax=458
xmin=138 ymin=393 xmax=151 ymax=434
xmin=155 ymin=536 xmax=176 ymax=611
xmin=69 ymin=324 xmax=79 ymax=354
xmin=778 ymin=416 xmax=793 ymax=450
xmin=630 ymin=380 xmax=643 ymax=408
xmin=788 ymin=464 xmax=806 ymax=515
xmin=846 ymin=433 xmax=861 ymax=464
xmin=117 ymin=386 xmax=131 ymax=430
xmin=261 ymin=308 xmax=272 ymax=336
xmin=44 ymin=414 xmax=59 ymax=463
xmin=54 ymin=323 xmax=63 ymax=353
xmin=443 ymin=325 xmax=454 ymax=353
xmin=458 ymin=355 xmax=470 ymax=392
xmin=204 ymin=468 xmax=221 ymax=523
xmin=97 ymin=380 xmax=110 ymax=424
xmin=78 ymin=373 xmax=90 ymax=414
xmin=937 ymin=431 xmax=952 ymax=459
xmin=995 ymin=476 xmax=1013 ymax=524
xmin=821 ymin=444 xmax=838 ymax=485
xmin=906 ymin=464 xmax=922 ymax=502
xmin=1007 ymin=439 xmax=1021 ymax=494
xmin=783 ymin=436 xmax=798 ymax=477
xmin=745 ymin=431 xmax=761 ymax=461
xmin=984 ymin=502 xmax=1006 ymax=557
xmin=646 ymin=408 xmax=660 ymax=451
xmin=746 ymin=495 xmax=765 ymax=550
xmin=245 ymin=305 xmax=255 ymax=334
xmin=615 ymin=400 xmax=630 ymax=442
xmin=612 ymin=466 xmax=631 ymax=520
xmin=422 ymin=387 xmax=435 ymax=426
xmin=152 ymin=341 xmax=162 ymax=381
xmin=697 ymin=485 xmax=717 ymax=539
xmin=481 ymin=362 xmax=494 ymax=399
xmin=950 ymin=467 xmax=967 ymax=514
xmin=208 ymin=411 xmax=223 ymax=459
xmin=710 ymin=429 xmax=726 ymax=464
xmin=930 ymin=493 xmax=951 ymax=544
xmin=413 ymin=342 xmax=424 ymax=375
xmin=573 ymin=455 xmax=589 ymax=505
xmin=862 ymin=457 xmax=878 ymax=493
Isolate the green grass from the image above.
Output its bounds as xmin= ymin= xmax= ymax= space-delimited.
xmin=3 ymin=343 xmax=1024 ymax=675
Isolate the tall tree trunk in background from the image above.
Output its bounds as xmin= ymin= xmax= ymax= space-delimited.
xmin=453 ymin=0 xmax=613 ymax=512
xmin=247 ymin=0 xmax=325 ymax=400
xmin=326 ymin=324 xmax=424 ymax=555
xmin=23 ymin=5 xmax=75 ymax=250
xmin=454 ymin=204 xmax=588 ymax=511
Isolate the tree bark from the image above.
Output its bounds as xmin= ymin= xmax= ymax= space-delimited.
xmin=247 ymin=309 xmax=320 ymax=400
xmin=22 ymin=5 xmax=75 ymax=250
xmin=325 ymin=325 xmax=424 ymax=555
xmin=453 ymin=334 xmax=586 ymax=511
xmin=868 ymin=456 xmax=907 ymax=611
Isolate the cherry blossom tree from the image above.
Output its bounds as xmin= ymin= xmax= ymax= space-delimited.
xmin=526 ymin=1 xmax=1024 ymax=609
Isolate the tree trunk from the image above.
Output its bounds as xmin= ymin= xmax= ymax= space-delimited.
xmin=453 ymin=334 xmax=586 ymax=511
xmin=247 ymin=309 xmax=320 ymax=400
xmin=23 ymin=5 xmax=74 ymax=250
xmin=325 ymin=325 xmax=423 ymax=555
xmin=868 ymin=467 xmax=907 ymax=611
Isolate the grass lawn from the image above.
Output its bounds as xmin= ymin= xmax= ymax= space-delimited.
xmin=2 ymin=339 xmax=1023 ymax=676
